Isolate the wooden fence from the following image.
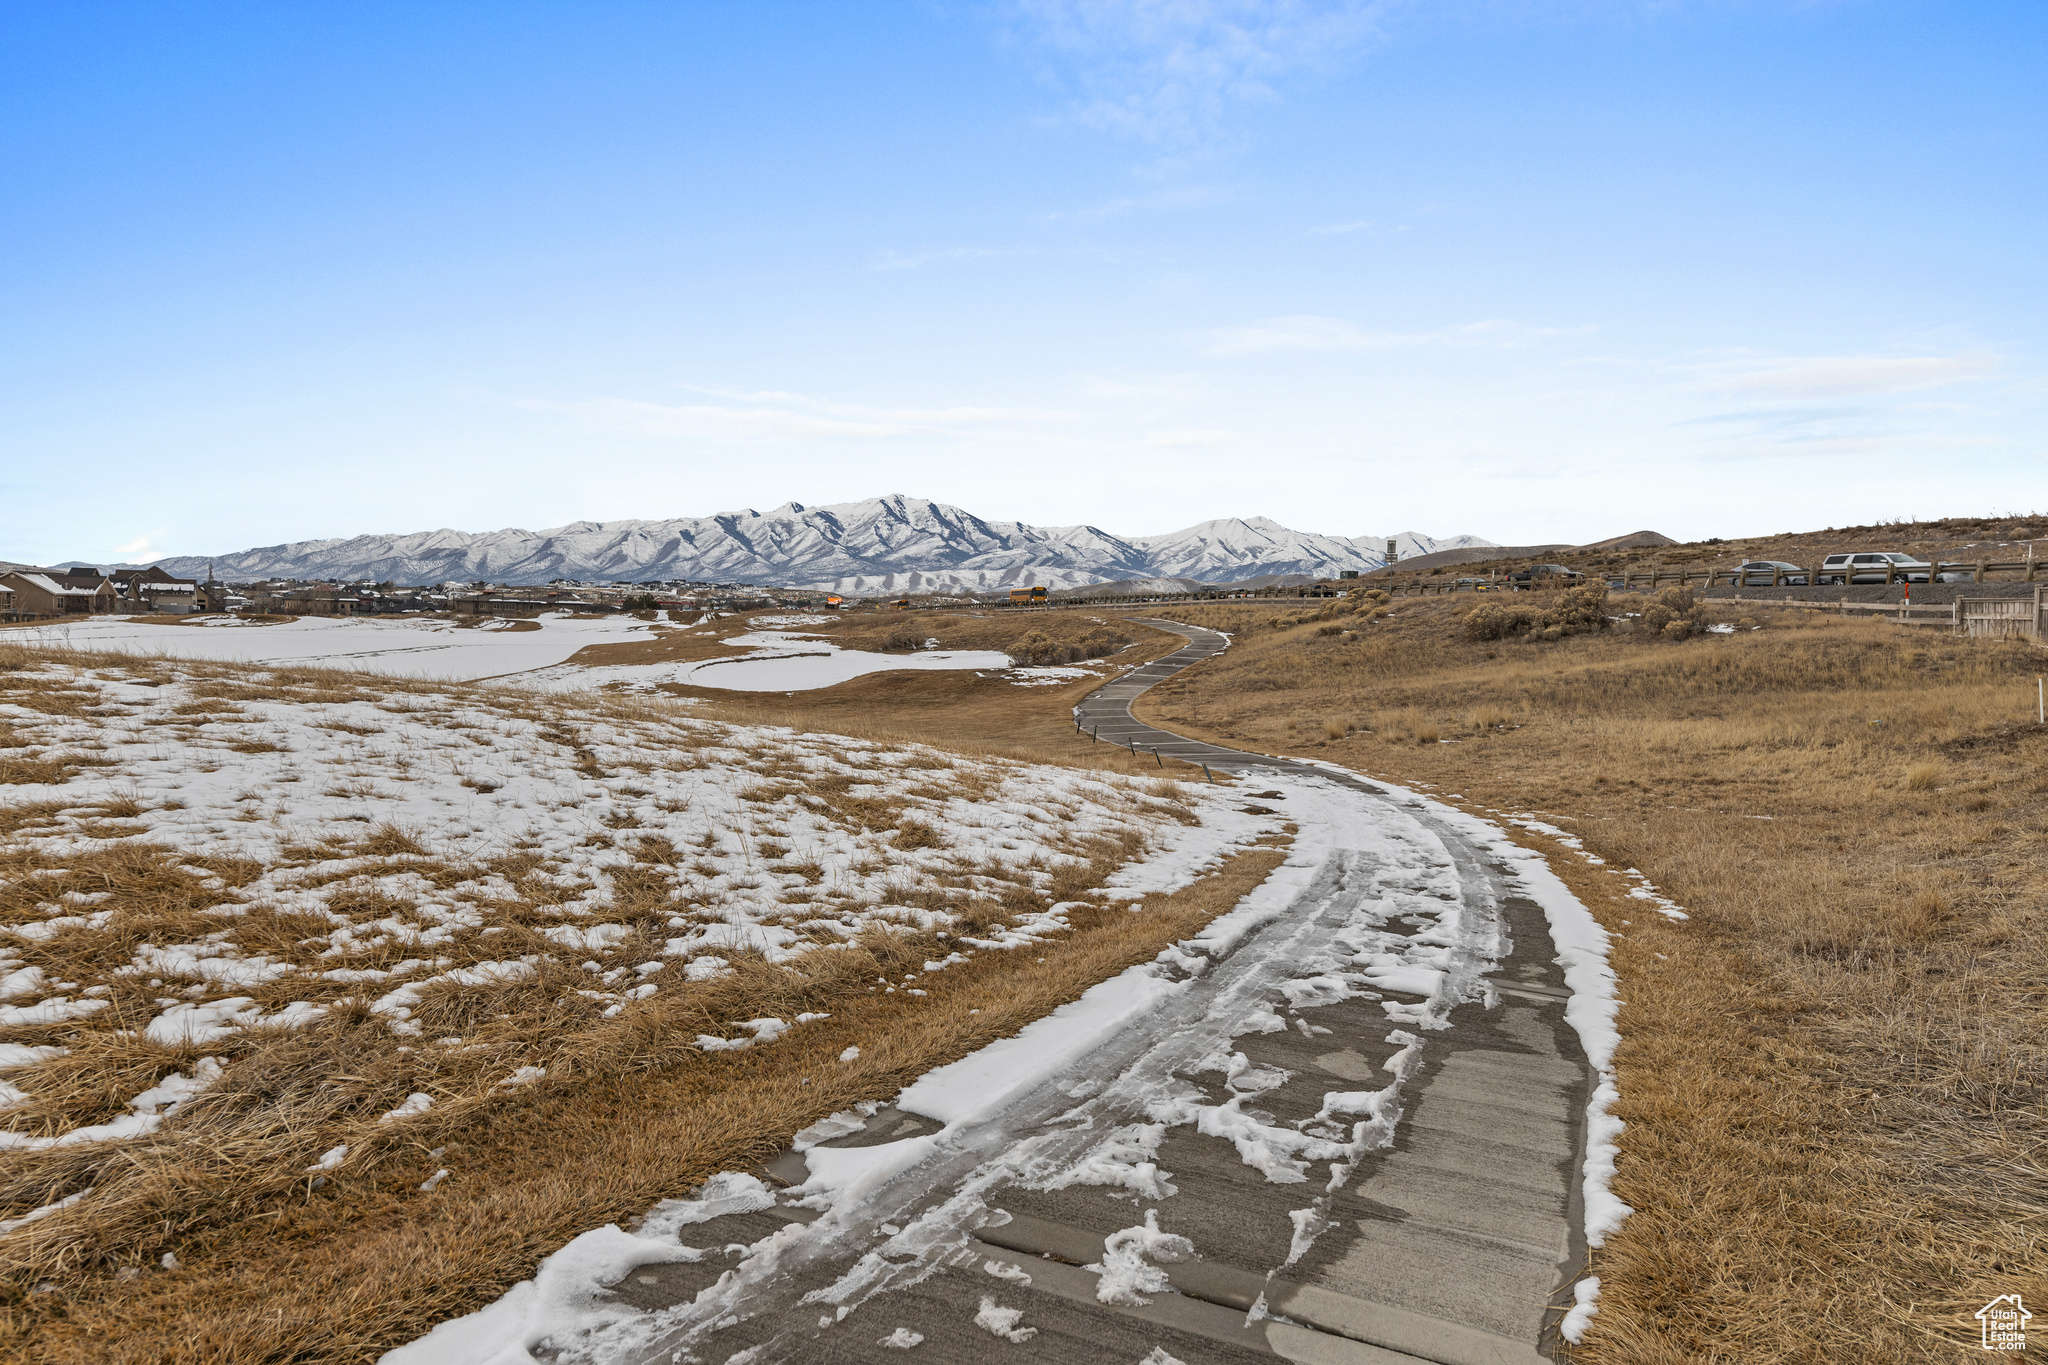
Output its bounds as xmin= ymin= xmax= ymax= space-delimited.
xmin=1960 ymin=590 xmax=2048 ymax=641
xmin=1726 ymin=592 xmax=2048 ymax=640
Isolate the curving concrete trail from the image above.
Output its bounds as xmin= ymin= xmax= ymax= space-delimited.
xmin=395 ymin=619 xmax=1601 ymax=1365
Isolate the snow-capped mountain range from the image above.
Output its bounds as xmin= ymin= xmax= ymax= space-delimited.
xmin=151 ymin=495 xmax=1494 ymax=593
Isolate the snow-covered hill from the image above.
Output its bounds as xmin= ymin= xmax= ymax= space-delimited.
xmin=152 ymin=495 xmax=1491 ymax=592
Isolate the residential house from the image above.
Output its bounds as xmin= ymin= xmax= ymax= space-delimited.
xmin=0 ymin=570 xmax=121 ymax=618
xmin=108 ymin=566 xmax=200 ymax=614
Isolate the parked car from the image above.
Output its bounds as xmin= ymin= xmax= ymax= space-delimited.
xmin=1507 ymin=564 xmax=1585 ymax=587
xmin=1817 ymin=552 xmax=1960 ymax=585
xmin=1733 ymin=560 xmax=1808 ymax=586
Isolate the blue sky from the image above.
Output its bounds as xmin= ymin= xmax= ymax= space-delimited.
xmin=2 ymin=0 xmax=2042 ymax=564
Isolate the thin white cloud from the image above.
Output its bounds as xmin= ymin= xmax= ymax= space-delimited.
xmin=1006 ymin=0 xmax=1391 ymax=144
xmin=1685 ymin=352 xmax=2000 ymax=400
xmin=1194 ymin=314 xmax=1591 ymax=355
xmin=112 ymin=535 xmax=156 ymax=558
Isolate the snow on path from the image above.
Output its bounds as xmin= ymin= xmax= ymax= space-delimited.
xmin=384 ymin=771 xmax=1578 ymax=1365
xmin=11 ymin=613 xmax=652 ymax=681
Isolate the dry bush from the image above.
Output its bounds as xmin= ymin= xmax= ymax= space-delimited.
xmin=1634 ymin=586 xmax=1708 ymax=641
xmin=1463 ymin=584 xmax=1611 ymax=644
xmin=1462 ymin=601 xmax=1539 ymax=641
xmin=1004 ymin=626 xmax=1130 ymax=667
xmin=1004 ymin=629 xmax=1065 ymax=666
xmin=1903 ymin=761 xmax=1944 ymax=790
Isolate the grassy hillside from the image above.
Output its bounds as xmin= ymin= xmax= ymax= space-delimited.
xmin=1134 ymin=591 xmax=2048 ymax=1361
xmin=1379 ymin=512 xmax=2048 ymax=584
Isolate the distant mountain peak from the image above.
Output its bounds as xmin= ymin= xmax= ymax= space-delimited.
xmin=149 ymin=497 xmax=1494 ymax=593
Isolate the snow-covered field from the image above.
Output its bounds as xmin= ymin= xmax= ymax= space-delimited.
xmin=8 ymin=612 xmax=652 ymax=680
xmin=0 ymin=653 xmax=1272 ymax=1220
xmin=522 ymin=627 xmax=1018 ymax=694
xmin=12 ymin=613 xmax=1088 ymax=694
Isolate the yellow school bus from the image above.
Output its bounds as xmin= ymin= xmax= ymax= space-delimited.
xmin=1009 ymin=586 xmax=1048 ymax=605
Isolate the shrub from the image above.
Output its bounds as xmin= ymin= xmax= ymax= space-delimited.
xmin=1077 ymin=627 xmax=1129 ymax=658
xmin=1464 ymin=584 xmax=1612 ymax=643
xmin=1463 ymin=602 xmax=1539 ymax=641
xmin=881 ymin=624 xmax=921 ymax=652
xmin=1546 ymin=584 xmax=1612 ymax=636
xmin=1638 ymin=587 xmax=1707 ymax=642
xmin=1005 ymin=630 xmax=1068 ymax=666
xmin=1005 ymin=626 xmax=1126 ymax=666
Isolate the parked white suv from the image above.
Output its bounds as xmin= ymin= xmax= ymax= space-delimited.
xmin=1816 ymin=552 xmax=1959 ymax=585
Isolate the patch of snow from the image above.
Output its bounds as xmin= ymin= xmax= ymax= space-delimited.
xmin=1086 ymin=1210 xmax=1193 ymax=1306
xmin=1561 ymin=1274 xmax=1601 ymax=1342
xmin=379 ymin=1093 xmax=435 ymax=1123
xmin=529 ymin=628 xmax=1014 ymax=694
xmin=306 ymin=1144 xmax=349 ymax=1173
xmin=973 ymin=1296 xmax=1037 ymax=1343
xmin=0 ymin=1188 xmax=92 ymax=1235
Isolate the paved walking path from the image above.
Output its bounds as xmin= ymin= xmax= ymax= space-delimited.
xmin=477 ymin=620 xmax=1597 ymax=1365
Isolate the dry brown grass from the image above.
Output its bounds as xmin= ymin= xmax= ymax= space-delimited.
xmin=0 ymin=635 xmax=1273 ymax=1361
xmin=1134 ymin=597 xmax=2048 ymax=1362
xmin=557 ymin=606 xmax=1155 ymax=677
xmin=2 ymin=843 xmax=1285 ymax=1363
xmin=661 ymin=617 xmax=1196 ymax=779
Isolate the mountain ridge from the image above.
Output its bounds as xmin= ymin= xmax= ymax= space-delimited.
xmin=147 ymin=495 xmax=1494 ymax=593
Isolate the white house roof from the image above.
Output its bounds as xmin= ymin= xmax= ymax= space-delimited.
xmin=8 ymin=573 xmax=99 ymax=595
